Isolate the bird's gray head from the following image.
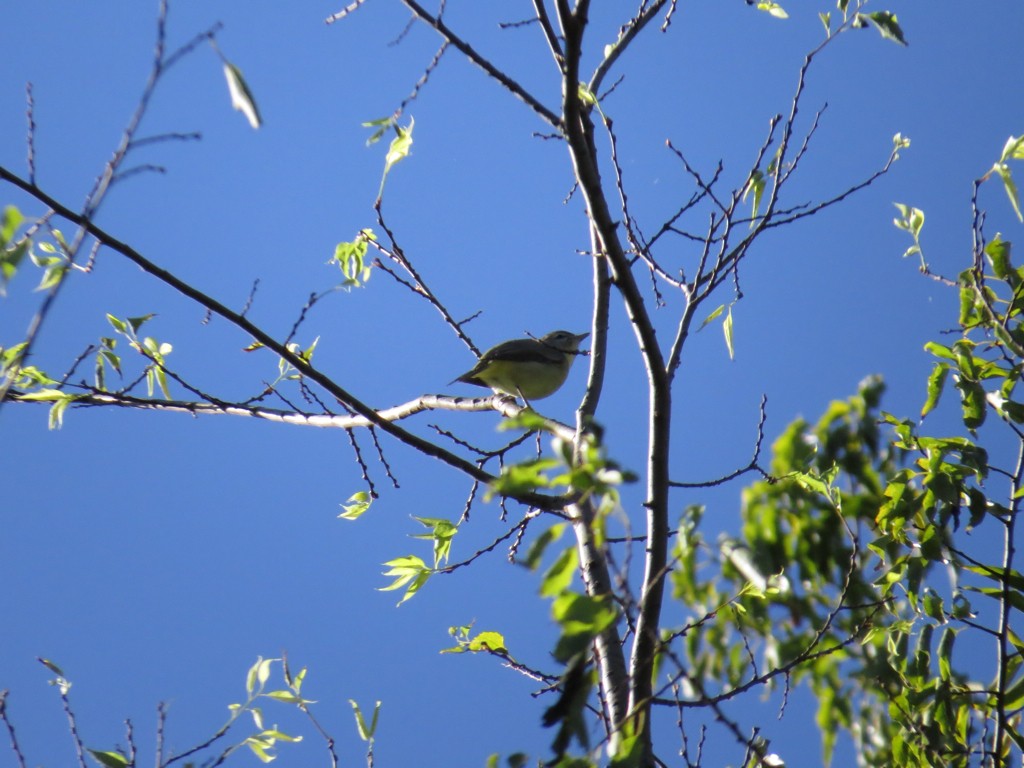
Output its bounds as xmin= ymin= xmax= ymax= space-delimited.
xmin=541 ymin=330 xmax=589 ymax=354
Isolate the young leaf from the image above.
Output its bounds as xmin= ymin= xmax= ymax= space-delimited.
xmin=723 ymin=305 xmax=735 ymax=360
xmin=349 ymin=699 xmax=382 ymax=741
xmin=853 ymin=11 xmax=907 ymax=45
xmin=222 ymin=60 xmax=263 ymax=129
xmin=362 ymin=116 xmax=393 ymax=146
xmin=541 ymin=547 xmax=579 ymax=597
xmin=699 ymin=303 xmax=725 ymax=331
xmin=379 ymin=555 xmax=431 ymax=603
xmin=755 ymin=2 xmax=788 ymax=20
xmin=88 ymin=750 xmax=129 ymax=768
xmin=376 ymin=118 xmax=414 ymax=200
xmin=993 ymin=161 xmax=1023 ymax=222
xmin=743 ymin=170 xmax=765 ymax=224
xmin=338 ymin=490 xmax=372 ymax=520
xmin=920 ymin=363 xmax=948 ymax=420
xmin=467 ymin=630 xmax=508 ymax=654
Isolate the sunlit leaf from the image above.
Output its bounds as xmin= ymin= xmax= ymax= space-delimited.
xmin=349 ymin=699 xmax=382 ymax=741
xmin=338 ymin=490 xmax=372 ymax=520
xmin=755 ymin=2 xmax=788 ymax=19
xmin=223 ymin=60 xmax=263 ymax=129
xmin=853 ymin=11 xmax=907 ymax=45
xmin=88 ymin=750 xmax=129 ymax=768
xmin=723 ymin=305 xmax=735 ymax=360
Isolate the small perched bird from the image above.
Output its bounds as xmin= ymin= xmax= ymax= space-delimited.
xmin=451 ymin=330 xmax=589 ymax=401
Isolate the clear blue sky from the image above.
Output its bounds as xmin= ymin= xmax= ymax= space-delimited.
xmin=3 ymin=2 xmax=1023 ymax=766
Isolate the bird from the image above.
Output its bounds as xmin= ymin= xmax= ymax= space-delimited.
xmin=450 ymin=330 xmax=589 ymax=401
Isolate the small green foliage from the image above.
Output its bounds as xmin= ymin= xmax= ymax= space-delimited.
xmin=521 ymin=522 xmax=567 ymax=570
xmin=30 ymin=230 xmax=70 ymax=291
xmin=362 ymin=115 xmax=393 ymax=146
xmin=698 ymin=302 xmax=736 ymax=359
xmin=551 ymin=592 xmax=617 ymax=663
xmin=0 ymin=205 xmax=29 ymax=295
xmin=224 ymin=657 xmax=312 ymax=763
xmin=368 ymin=117 xmax=414 ymax=200
xmin=755 ymin=2 xmax=788 ymax=20
xmin=723 ymin=304 xmax=735 ymax=360
xmin=991 ymin=134 xmax=1024 ymax=221
xmin=379 ymin=554 xmax=431 ymax=604
xmin=893 ymin=202 xmax=925 ymax=262
xmin=852 ymin=10 xmax=907 ymax=45
xmin=541 ymin=547 xmax=579 ymax=597
xmin=333 ymin=228 xmax=376 ymax=288
xmin=94 ymin=336 xmax=121 ymax=391
xmin=411 ymin=515 xmax=458 ymax=568
xmin=349 ymin=699 xmax=381 ymax=741
xmin=338 ymin=490 xmax=372 ymax=520
xmin=577 ymin=83 xmax=598 ymax=107
xmin=105 ymin=313 xmax=173 ymax=398
xmin=743 ymin=169 xmax=766 ymax=225
xmin=442 ymin=624 xmax=509 ymax=655
xmin=273 ymin=337 xmax=319 ymax=383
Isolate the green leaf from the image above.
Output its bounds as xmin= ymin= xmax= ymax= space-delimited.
xmin=955 ymin=376 xmax=986 ymax=430
xmin=37 ymin=262 xmax=68 ymax=291
xmin=48 ymin=393 xmax=76 ymax=430
xmin=1000 ymin=135 xmax=1024 ymax=162
xmin=244 ymin=737 xmax=275 ymax=763
xmin=385 ymin=118 xmax=414 ymax=173
xmin=16 ymin=387 xmax=67 ymax=402
xmin=362 ymin=116 xmax=393 ymax=146
xmin=853 ymin=11 xmax=907 ymax=45
xmin=1 ymin=205 xmax=23 ymax=244
xmin=246 ymin=657 xmax=275 ymax=695
xmin=127 ymin=314 xmax=156 ymax=335
xmin=223 ymin=60 xmax=263 ymax=129
xmin=349 ymin=699 xmax=382 ymax=741
xmin=743 ymin=170 xmax=765 ymax=224
xmin=333 ymin=228 xmax=376 ymax=288
xmin=522 ymin=523 xmax=566 ymax=570
xmin=541 ymin=546 xmax=579 ymax=597
xmin=551 ymin=592 xmax=617 ymax=662
xmin=374 ymin=118 xmax=414 ymax=200
xmin=723 ymin=305 xmax=735 ymax=360
xmin=258 ymin=728 xmax=302 ymax=743
xmin=993 ymin=161 xmax=1023 ymax=222
xmin=920 ymin=363 xmax=947 ymax=420
xmin=338 ymin=490 xmax=372 ymax=520
xmin=893 ymin=202 xmax=924 ymax=240
xmin=263 ymin=690 xmax=307 ymax=704
xmin=88 ymin=750 xmax=129 ymax=768
xmin=467 ymin=630 xmax=508 ymax=654
xmin=699 ymin=303 xmax=725 ymax=330
xmin=755 ymin=2 xmax=788 ymax=19
xmin=379 ymin=555 xmax=431 ymax=603
xmin=985 ymin=235 xmax=1013 ymax=279
xmin=411 ymin=516 xmax=458 ymax=567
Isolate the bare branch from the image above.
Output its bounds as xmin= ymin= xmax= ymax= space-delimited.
xmin=399 ymin=0 xmax=561 ymax=128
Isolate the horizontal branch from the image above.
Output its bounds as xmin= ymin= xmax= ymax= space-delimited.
xmin=0 ymin=165 xmax=572 ymax=511
xmin=7 ymin=388 xmax=578 ymax=441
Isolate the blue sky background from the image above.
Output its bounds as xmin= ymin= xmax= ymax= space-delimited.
xmin=3 ymin=2 xmax=1024 ymax=766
